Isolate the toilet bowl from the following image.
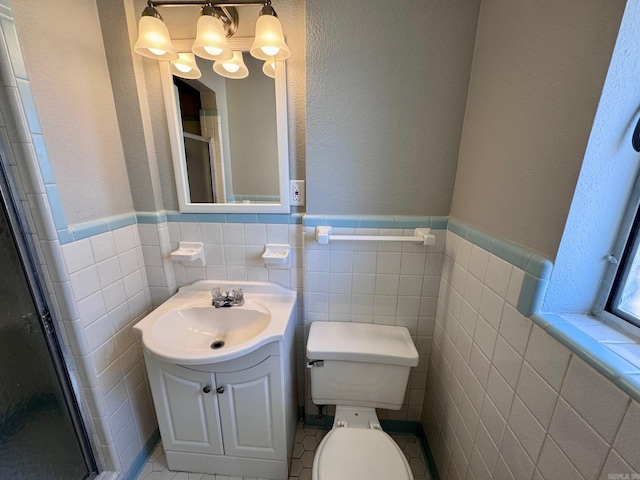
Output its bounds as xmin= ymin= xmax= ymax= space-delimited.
xmin=311 ymin=406 xmax=413 ymax=480
xmin=306 ymin=322 xmax=419 ymax=480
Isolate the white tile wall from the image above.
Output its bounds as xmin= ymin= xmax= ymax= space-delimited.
xmin=303 ymin=226 xmax=445 ymax=422
xmin=61 ymin=225 xmax=155 ymax=473
xmin=423 ymin=231 xmax=638 ymax=480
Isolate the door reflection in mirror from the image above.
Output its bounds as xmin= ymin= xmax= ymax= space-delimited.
xmin=173 ymin=54 xmax=279 ymax=205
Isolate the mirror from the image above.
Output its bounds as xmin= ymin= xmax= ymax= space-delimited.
xmin=160 ymin=38 xmax=290 ymax=213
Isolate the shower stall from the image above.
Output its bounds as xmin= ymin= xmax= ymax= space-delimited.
xmin=0 ymin=147 xmax=98 ymax=479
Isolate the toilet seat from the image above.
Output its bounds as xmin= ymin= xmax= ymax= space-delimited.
xmin=312 ymin=427 xmax=413 ymax=480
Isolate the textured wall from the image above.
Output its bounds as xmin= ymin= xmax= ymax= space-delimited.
xmin=544 ymin=1 xmax=640 ymax=313
xmin=450 ymin=0 xmax=625 ymax=260
xmin=305 ymin=0 xmax=479 ymax=215
xmin=10 ymin=0 xmax=134 ymax=225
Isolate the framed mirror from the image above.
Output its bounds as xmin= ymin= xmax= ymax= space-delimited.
xmin=160 ymin=37 xmax=290 ymax=213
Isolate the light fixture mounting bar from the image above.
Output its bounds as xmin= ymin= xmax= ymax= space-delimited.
xmin=149 ymin=1 xmax=266 ymax=6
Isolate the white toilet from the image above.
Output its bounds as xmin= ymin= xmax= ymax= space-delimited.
xmin=306 ymin=321 xmax=420 ymax=480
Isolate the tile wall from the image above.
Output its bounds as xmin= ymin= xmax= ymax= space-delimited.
xmin=303 ymin=226 xmax=446 ymax=421
xmin=423 ymin=230 xmax=640 ymax=480
xmin=60 ymin=225 xmax=156 ymax=473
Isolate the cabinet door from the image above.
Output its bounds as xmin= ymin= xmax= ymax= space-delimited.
xmin=217 ymin=356 xmax=285 ymax=460
xmin=145 ymin=354 xmax=224 ymax=455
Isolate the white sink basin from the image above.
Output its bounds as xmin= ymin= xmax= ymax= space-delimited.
xmin=134 ymin=280 xmax=297 ymax=364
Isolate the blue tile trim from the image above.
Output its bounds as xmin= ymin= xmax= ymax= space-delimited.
xmin=258 ymin=213 xmax=289 ymax=224
xmin=431 ymin=218 xmax=449 ymax=230
xmin=418 ymin=426 xmax=440 ymax=480
xmin=447 ymin=218 xmax=469 ymax=238
xmin=448 ymin=218 xmax=553 ymax=278
xmin=197 ymin=213 xmax=227 ymax=223
xmin=43 ymin=184 xmax=68 ymax=231
xmin=58 ymin=211 xmax=309 ymax=244
xmin=137 ymin=212 xmax=167 ymax=224
xmin=169 ymin=212 xmax=197 ymax=222
xmin=393 ymin=216 xmax=432 ymax=228
xmin=304 ymin=413 xmax=334 ymax=429
xmin=226 ymin=213 xmax=258 ymax=223
xmin=31 ymin=134 xmax=55 ymax=185
xmin=15 ymin=78 xmax=42 ymax=134
xmin=617 ymin=375 xmax=640 ymax=404
xmin=108 ymin=213 xmax=136 ymax=230
xmin=57 ymin=228 xmax=74 ymax=245
xmin=123 ymin=428 xmax=160 ymax=480
xmin=532 ymin=313 xmax=640 ymax=403
xmin=70 ymin=220 xmax=109 ymax=240
xmin=302 ymin=215 xmax=448 ymax=229
xmin=303 ymin=215 xmax=330 ymax=227
xmin=517 ymin=274 xmax=548 ymax=317
xmin=359 ymin=216 xmax=398 ymax=228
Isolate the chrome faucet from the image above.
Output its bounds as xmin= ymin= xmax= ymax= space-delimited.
xmin=211 ymin=287 xmax=245 ymax=308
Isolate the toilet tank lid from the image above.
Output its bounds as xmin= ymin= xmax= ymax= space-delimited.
xmin=306 ymin=322 xmax=419 ymax=367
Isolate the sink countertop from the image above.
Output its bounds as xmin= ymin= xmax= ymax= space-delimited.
xmin=133 ymin=280 xmax=297 ymax=365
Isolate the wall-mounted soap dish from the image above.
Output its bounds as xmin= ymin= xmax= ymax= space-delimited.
xmin=170 ymin=241 xmax=205 ymax=266
xmin=262 ymin=244 xmax=290 ymax=268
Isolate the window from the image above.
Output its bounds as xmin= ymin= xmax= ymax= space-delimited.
xmin=604 ymin=174 xmax=640 ymax=329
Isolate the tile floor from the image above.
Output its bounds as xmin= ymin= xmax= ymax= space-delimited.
xmin=136 ymin=423 xmax=432 ymax=480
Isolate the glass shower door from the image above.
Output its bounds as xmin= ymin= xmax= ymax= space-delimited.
xmin=0 ymin=184 xmax=96 ymax=477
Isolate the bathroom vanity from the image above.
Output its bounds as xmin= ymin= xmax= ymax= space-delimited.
xmin=134 ymin=281 xmax=298 ymax=479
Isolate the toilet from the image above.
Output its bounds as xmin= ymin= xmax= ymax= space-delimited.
xmin=306 ymin=321 xmax=420 ymax=480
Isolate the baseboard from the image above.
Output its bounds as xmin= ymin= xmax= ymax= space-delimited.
xmin=122 ymin=428 xmax=160 ymax=480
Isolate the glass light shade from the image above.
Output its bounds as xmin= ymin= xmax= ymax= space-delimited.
xmin=133 ymin=15 xmax=178 ymax=61
xmin=192 ymin=15 xmax=232 ymax=61
xmin=171 ymin=53 xmax=202 ymax=79
xmin=250 ymin=15 xmax=290 ymax=61
xmin=262 ymin=59 xmax=276 ymax=78
xmin=213 ymin=51 xmax=249 ymax=79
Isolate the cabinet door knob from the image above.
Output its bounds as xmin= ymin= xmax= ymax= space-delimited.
xmin=202 ymin=386 xmax=212 ymax=393
xmin=216 ymin=386 xmax=225 ymax=394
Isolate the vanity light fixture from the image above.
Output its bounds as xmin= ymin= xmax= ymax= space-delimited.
xmin=262 ymin=58 xmax=276 ymax=78
xmin=170 ymin=52 xmax=202 ymax=79
xmin=133 ymin=0 xmax=289 ymax=80
xmin=191 ymin=5 xmax=234 ymax=61
xmin=250 ymin=1 xmax=290 ymax=61
xmin=213 ymin=51 xmax=249 ymax=79
xmin=133 ymin=3 xmax=178 ymax=60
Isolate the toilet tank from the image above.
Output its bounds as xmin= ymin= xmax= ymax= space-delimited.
xmin=306 ymin=322 xmax=419 ymax=410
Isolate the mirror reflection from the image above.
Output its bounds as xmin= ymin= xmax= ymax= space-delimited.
xmin=174 ymin=54 xmax=280 ymax=205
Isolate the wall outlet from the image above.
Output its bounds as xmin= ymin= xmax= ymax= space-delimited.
xmin=290 ymin=180 xmax=305 ymax=207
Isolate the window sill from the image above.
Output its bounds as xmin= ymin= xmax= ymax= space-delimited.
xmin=532 ymin=312 xmax=640 ymax=402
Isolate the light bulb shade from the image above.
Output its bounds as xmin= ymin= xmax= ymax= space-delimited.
xmin=134 ymin=15 xmax=178 ymax=61
xmin=171 ymin=53 xmax=202 ymax=79
xmin=213 ymin=51 xmax=249 ymax=79
xmin=192 ymin=14 xmax=232 ymax=61
xmin=250 ymin=15 xmax=290 ymax=61
xmin=262 ymin=58 xmax=276 ymax=78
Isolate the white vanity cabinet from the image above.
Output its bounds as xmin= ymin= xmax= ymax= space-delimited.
xmin=145 ymin=356 xmax=223 ymax=456
xmin=144 ymin=338 xmax=297 ymax=479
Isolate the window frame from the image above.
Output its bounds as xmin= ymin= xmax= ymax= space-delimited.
xmin=595 ymin=169 xmax=640 ymax=337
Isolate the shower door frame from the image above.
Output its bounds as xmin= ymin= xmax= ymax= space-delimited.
xmin=0 ymin=139 xmax=98 ymax=479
